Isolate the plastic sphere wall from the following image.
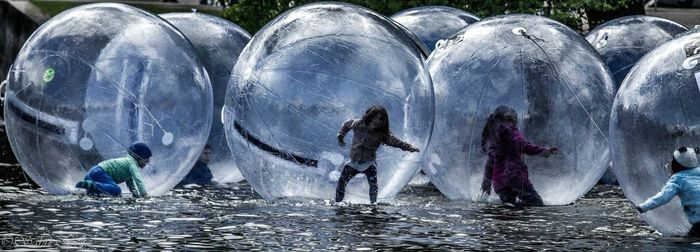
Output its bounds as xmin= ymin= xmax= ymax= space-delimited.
xmin=3 ymin=3 xmax=212 ymax=195
xmin=611 ymin=29 xmax=700 ymax=235
xmin=585 ymin=15 xmax=687 ymax=91
xmin=391 ymin=6 xmax=479 ymax=53
xmin=224 ymin=2 xmax=434 ymax=203
xmin=426 ymin=15 xmax=614 ymax=205
xmin=162 ymin=12 xmax=251 ymax=183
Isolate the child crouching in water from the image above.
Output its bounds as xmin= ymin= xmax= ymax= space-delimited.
xmin=480 ymin=106 xmax=558 ymax=206
xmin=336 ymin=105 xmax=419 ymax=204
xmin=635 ymin=146 xmax=700 ymax=237
xmin=75 ymin=143 xmax=151 ymax=198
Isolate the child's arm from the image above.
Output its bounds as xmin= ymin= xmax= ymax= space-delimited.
xmin=501 ymin=125 xmax=552 ymax=156
xmin=127 ymin=166 xmax=147 ymax=198
xmin=337 ymin=119 xmax=355 ymax=147
xmin=384 ymin=135 xmax=419 ymax=152
xmin=126 ymin=179 xmax=139 ymax=197
xmin=481 ymin=159 xmax=493 ymax=195
xmin=638 ymin=176 xmax=681 ymax=213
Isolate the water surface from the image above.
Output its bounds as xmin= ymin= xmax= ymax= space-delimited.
xmin=1 ymin=165 xmax=699 ymax=250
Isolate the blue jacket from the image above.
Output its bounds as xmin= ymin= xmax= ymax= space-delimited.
xmin=639 ymin=167 xmax=700 ymax=224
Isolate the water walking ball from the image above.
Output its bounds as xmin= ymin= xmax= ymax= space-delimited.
xmin=390 ymin=6 xmax=479 ymax=53
xmin=426 ymin=14 xmax=614 ymax=205
xmin=3 ymin=3 xmax=212 ymax=195
xmin=585 ymin=15 xmax=687 ymax=91
xmin=224 ymin=2 xmax=434 ymax=203
xmin=611 ymin=29 xmax=700 ymax=236
xmin=162 ymin=11 xmax=251 ymax=183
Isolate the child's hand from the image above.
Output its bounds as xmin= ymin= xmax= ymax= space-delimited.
xmin=542 ymin=147 xmax=559 ymax=157
xmin=628 ymin=200 xmax=644 ymax=213
xmin=549 ymin=147 xmax=559 ymax=154
xmin=408 ymin=146 xmax=420 ymax=152
xmin=337 ymin=135 xmax=345 ymax=147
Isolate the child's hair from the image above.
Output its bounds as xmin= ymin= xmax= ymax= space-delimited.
xmin=670 ymin=146 xmax=698 ymax=173
xmin=670 ymin=158 xmax=685 ymax=174
xmin=480 ymin=106 xmax=518 ymax=152
xmin=361 ymin=105 xmax=390 ymax=137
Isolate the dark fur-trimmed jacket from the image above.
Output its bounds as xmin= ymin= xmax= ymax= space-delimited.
xmin=338 ymin=119 xmax=415 ymax=163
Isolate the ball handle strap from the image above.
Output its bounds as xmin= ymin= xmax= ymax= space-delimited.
xmin=0 ymin=79 xmax=7 ymax=103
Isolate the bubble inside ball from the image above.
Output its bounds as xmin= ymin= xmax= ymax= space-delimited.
xmin=3 ymin=3 xmax=212 ymax=195
xmin=426 ymin=14 xmax=614 ymax=205
xmin=391 ymin=6 xmax=479 ymax=52
xmin=162 ymin=12 xmax=251 ymax=183
xmin=585 ymin=15 xmax=687 ymax=90
xmin=224 ymin=2 xmax=434 ymax=203
xmin=611 ymin=30 xmax=700 ymax=235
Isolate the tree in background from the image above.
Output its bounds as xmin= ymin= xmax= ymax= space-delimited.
xmin=222 ymin=0 xmax=646 ymax=34
xmin=544 ymin=0 xmax=646 ymax=31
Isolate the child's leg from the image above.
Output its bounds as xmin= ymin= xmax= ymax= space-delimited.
xmin=364 ymin=166 xmax=378 ymax=204
xmin=91 ymin=180 xmax=121 ymax=197
xmin=85 ymin=166 xmax=122 ymax=196
xmin=517 ymin=182 xmax=544 ymax=206
xmin=335 ymin=165 xmax=359 ymax=202
xmin=688 ymin=223 xmax=700 ymax=237
xmin=495 ymin=187 xmax=517 ymax=205
xmin=79 ymin=166 xmax=100 ymax=195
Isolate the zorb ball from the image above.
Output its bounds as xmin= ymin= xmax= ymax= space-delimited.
xmin=611 ymin=30 xmax=700 ymax=235
xmin=426 ymin=14 xmax=614 ymax=205
xmin=586 ymin=15 xmax=687 ymax=91
xmin=162 ymin=12 xmax=251 ymax=183
xmin=224 ymin=2 xmax=434 ymax=203
xmin=391 ymin=6 xmax=479 ymax=53
xmin=3 ymin=3 xmax=212 ymax=195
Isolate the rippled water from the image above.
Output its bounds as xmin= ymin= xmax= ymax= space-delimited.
xmin=1 ymin=165 xmax=699 ymax=250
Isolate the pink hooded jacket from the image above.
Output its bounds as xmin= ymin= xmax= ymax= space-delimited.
xmin=484 ymin=122 xmax=550 ymax=192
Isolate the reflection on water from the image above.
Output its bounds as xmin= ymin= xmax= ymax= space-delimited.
xmin=0 ymin=165 xmax=699 ymax=250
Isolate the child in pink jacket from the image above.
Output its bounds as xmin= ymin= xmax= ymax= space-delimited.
xmin=480 ymin=106 xmax=558 ymax=206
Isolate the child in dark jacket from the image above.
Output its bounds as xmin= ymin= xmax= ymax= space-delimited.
xmin=336 ymin=105 xmax=419 ymax=204
xmin=177 ymin=144 xmax=215 ymax=187
xmin=75 ymin=143 xmax=151 ymax=198
xmin=634 ymin=147 xmax=700 ymax=237
xmin=480 ymin=106 xmax=558 ymax=206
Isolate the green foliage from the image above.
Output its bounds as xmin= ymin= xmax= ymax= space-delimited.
xmin=545 ymin=0 xmax=642 ymax=31
xmin=30 ymin=0 xmax=222 ymax=19
xmin=222 ymin=0 xmax=644 ymax=34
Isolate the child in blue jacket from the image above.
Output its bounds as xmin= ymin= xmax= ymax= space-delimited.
xmin=635 ymin=146 xmax=700 ymax=237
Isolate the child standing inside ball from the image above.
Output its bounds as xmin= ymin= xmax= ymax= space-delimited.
xmin=634 ymin=147 xmax=700 ymax=237
xmin=336 ymin=105 xmax=419 ymax=204
xmin=75 ymin=143 xmax=151 ymax=198
xmin=480 ymin=105 xmax=558 ymax=206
